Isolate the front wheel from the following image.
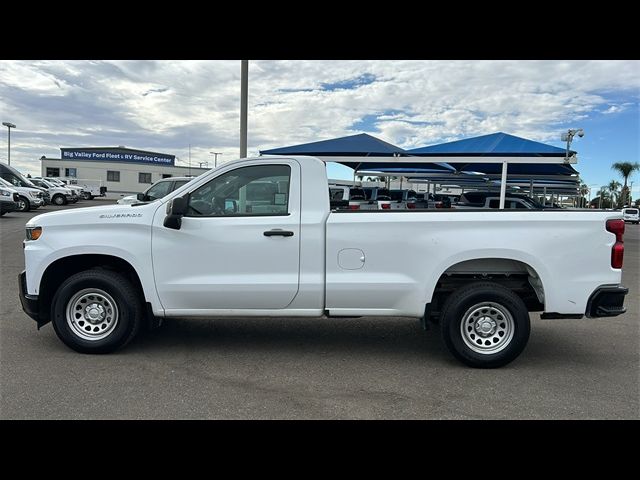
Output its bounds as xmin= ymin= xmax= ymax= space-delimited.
xmin=17 ymin=196 xmax=30 ymax=212
xmin=52 ymin=194 xmax=66 ymax=206
xmin=439 ymin=282 xmax=531 ymax=368
xmin=81 ymin=192 xmax=92 ymax=200
xmin=51 ymin=269 xmax=143 ymax=354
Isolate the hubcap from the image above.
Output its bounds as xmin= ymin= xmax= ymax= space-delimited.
xmin=66 ymin=288 xmax=118 ymax=341
xmin=460 ymin=302 xmax=515 ymax=354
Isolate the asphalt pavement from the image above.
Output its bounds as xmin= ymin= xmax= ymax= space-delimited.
xmin=1 ymin=200 xmax=638 ymax=419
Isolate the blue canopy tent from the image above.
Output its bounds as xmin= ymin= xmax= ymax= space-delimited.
xmin=261 ymin=131 xmax=581 ymax=208
xmin=402 ymin=132 xmax=579 ymax=207
xmin=406 ymin=132 xmax=579 ymax=176
xmin=260 ymin=133 xmax=455 ymax=174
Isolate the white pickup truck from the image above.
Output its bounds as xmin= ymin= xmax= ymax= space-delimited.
xmin=19 ymin=156 xmax=629 ymax=367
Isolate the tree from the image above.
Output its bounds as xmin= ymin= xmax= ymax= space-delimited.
xmin=594 ymin=188 xmax=611 ymax=208
xmin=607 ymin=180 xmax=621 ymax=207
xmin=611 ymin=161 xmax=640 ymax=207
xmin=578 ymin=183 xmax=589 ymax=207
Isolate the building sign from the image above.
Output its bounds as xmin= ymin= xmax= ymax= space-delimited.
xmin=61 ymin=148 xmax=175 ymax=166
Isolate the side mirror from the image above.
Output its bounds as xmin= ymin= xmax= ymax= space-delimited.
xmin=163 ymin=196 xmax=188 ymax=230
xmin=136 ymin=193 xmax=148 ymax=202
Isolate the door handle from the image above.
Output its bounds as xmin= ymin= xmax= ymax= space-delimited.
xmin=264 ymin=229 xmax=294 ymax=237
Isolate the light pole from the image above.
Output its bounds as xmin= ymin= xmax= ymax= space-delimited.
xmin=2 ymin=122 xmax=16 ymax=166
xmin=209 ymin=152 xmax=222 ymax=168
xmin=561 ymin=128 xmax=584 ymax=161
xmin=240 ymin=60 xmax=248 ymax=158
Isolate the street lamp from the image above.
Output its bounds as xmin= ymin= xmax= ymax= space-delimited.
xmin=209 ymin=152 xmax=222 ymax=168
xmin=561 ymin=128 xmax=584 ymax=161
xmin=2 ymin=122 xmax=16 ymax=166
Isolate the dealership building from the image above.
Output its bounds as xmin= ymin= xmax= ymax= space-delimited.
xmin=40 ymin=147 xmax=209 ymax=193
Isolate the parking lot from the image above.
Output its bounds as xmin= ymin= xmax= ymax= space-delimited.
xmin=1 ymin=200 xmax=638 ymax=419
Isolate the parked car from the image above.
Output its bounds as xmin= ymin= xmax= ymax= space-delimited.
xmin=361 ymin=187 xmax=392 ymax=210
xmin=0 ymin=183 xmax=20 ymax=216
xmin=388 ymin=189 xmax=419 ymax=209
xmin=38 ymin=177 xmax=80 ymax=203
xmin=0 ymin=176 xmax=44 ymax=212
xmin=117 ymin=176 xmax=193 ymax=205
xmin=29 ymin=178 xmax=74 ymax=206
xmin=455 ymin=191 xmax=545 ymax=210
xmin=20 ymin=155 xmax=628 ymax=368
xmin=622 ymin=207 xmax=639 ymax=224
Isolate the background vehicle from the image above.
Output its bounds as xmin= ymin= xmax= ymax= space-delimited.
xmin=20 ymin=156 xmax=628 ymax=368
xmin=622 ymin=207 xmax=639 ymax=224
xmin=39 ymin=177 xmax=80 ymax=203
xmin=388 ymin=189 xmax=418 ymax=209
xmin=454 ymin=191 xmax=545 ymax=210
xmin=29 ymin=178 xmax=74 ymax=206
xmin=0 ymin=177 xmax=44 ymax=212
xmin=117 ymin=176 xmax=193 ymax=205
xmin=0 ymin=183 xmax=20 ymax=216
xmin=58 ymin=178 xmax=106 ymax=200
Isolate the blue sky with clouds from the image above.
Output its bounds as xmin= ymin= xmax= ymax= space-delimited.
xmin=1 ymin=60 xmax=638 ymax=197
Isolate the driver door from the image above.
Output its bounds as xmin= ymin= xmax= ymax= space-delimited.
xmin=151 ymin=160 xmax=301 ymax=313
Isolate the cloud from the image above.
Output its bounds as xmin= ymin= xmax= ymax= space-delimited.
xmin=0 ymin=60 xmax=639 ymax=177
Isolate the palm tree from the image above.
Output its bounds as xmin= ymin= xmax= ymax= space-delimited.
xmin=608 ymin=180 xmax=621 ymax=207
xmin=612 ymin=162 xmax=640 ymax=207
xmin=579 ymin=183 xmax=589 ymax=207
xmin=595 ymin=187 xmax=611 ymax=208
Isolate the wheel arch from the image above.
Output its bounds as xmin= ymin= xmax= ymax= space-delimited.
xmin=425 ymin=252 xmax=550 ymax=315
xmin=37 ymin=254 xmax=147 ymax=326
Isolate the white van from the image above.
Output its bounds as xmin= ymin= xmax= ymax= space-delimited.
xmin=622 ymin=207 xmax=639 ymax=224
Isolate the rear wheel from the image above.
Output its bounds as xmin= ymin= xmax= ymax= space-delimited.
xmin=439 ymin=282 xmax=530 ymax=368
xmin=51 ymin=269 xmax=143 ymax=354
xmin=17 ymin=196 xmax=30 ymax=212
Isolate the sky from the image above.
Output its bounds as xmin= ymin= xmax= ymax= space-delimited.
xmin=1 ymin=60 xmax=639 ymax=197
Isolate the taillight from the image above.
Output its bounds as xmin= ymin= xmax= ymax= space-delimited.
xmin=407 ymin=203 xmax=416 ymax=209
xmin=435 ymin=202 xmax=443 ymax=209
xmin=606 ymin=219 xmax=625 ymax=268
xmin=381 ymin=203 xmax=391 ymax=210
xmin=348 ymin=204 xmax=360 ymax=210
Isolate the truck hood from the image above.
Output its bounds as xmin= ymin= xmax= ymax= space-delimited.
xmin=26 ymin=202 xmax=161 ymax=228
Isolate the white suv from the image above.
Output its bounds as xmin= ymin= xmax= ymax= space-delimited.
xmin=622 ymin=207 xmax=639 ymax=224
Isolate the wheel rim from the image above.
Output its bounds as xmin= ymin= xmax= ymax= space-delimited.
xmin=18 ymin=199 xmax=27 ymax=211
xmin=66 ymin=288 xmax=119 ymax=341
xmin=54 ymin=196 xmax=64 ymax=205
xmin=460 ymin=302 xmax=515 ymax=354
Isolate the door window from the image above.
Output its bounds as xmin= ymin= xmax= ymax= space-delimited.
xmin=187 ymin=165 xmax=290 ymax=217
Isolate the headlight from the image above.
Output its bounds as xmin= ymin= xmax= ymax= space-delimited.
xmin=26 ymin=227 xmax=42 ymax=241
xmin=29 ymin=191 xmax=39 ymax=198
xmin=0 ymin=189 xmax=11 ymax=197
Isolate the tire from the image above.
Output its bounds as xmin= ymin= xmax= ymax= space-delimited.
xmin=81 ymin=192 xmax=92 ymax=200
xmin=17 ymin=196 xmax=30 ymax=212
xmin=52 ymin=194 xmax=66 ymax=206
xmin=51 ymin=269 xmax=143 ymax=354
xmin=439 ymin=281 xmax=531 ymax=368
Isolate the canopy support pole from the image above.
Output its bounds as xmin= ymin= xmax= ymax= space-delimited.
xmin=499 ymin=161 xmax=508 ymax=209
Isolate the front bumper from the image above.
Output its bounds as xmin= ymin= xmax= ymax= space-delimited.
xmin=1 ymin=200 xmax=19 ymax=213
xmin=29 ymin=197 xmax=44 ymax=208
xmin=586 ymin=285 xmax=628 ymax=317
xmin=19 ymin=271 xmax=43 ymax=327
